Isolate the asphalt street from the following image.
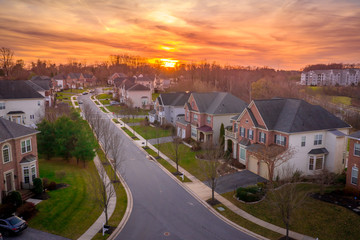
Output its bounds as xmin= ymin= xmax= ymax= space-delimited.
xmin=80 ymin=94 xmax=258 ymax=240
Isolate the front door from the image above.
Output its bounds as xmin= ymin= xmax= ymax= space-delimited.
xmin=182 ymin=129 xmax=185 ymax=138
xmin=5 ymin=173 xmax=13 ymax=192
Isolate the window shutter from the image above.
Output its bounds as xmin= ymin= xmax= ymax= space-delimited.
xmin=274 ymin=134 xmax=277 ymax=143
xmin=264 ymin=133 xmax=266 ymax=143
xmin=258 ymin=133 xmax=261 ymax=142
xmin=247 ymin=129 xmax=249 ymax=138
xmin=284 ymin=137 xmax=287 ymax=146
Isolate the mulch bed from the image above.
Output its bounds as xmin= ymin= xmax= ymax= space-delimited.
xmin=228 ymin=158 xmax=246 ymax=169
xmin=33 ymin=192 xmax=50 ymax=200
xmin=206 ymin=198 xmax=221 ymax=206
xmin=311 ymin=190 xmax=360 ymax=215
xmin=278 ymin=236 xmax=296 ymax=240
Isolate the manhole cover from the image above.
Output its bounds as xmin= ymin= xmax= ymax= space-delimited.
xmin=164 ymin=232 xmax=170 ymax=236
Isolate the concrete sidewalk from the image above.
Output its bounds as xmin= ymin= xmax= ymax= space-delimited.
xmin=77 ymin=155 xmax=117 ymax=240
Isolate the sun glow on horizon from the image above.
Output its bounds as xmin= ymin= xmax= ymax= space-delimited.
xmin=148 ymin=58 xmax=178 ymax=68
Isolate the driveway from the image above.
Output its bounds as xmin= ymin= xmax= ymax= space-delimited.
xmin=204 ymin=170 xmax=267 ymax=194
xmin=79 ymin=95 xmax=259 ymax=240
xmin=4 ymin=227 xmax=69 ymax=240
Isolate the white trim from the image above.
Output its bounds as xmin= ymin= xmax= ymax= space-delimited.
xmin=21 ymin=138 xmax=32 ymax=154
xmin=2 ymin=143 xmax=12 ymax=164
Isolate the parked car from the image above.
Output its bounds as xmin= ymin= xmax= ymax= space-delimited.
xmin=82 ymin=92 xmax=88 ymax=95
xmin=0 ymin=216 xmax=27 ymax=236
xmin=78 ymin=100 xmax=83 ymax=104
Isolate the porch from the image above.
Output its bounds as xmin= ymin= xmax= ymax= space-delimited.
xmin=197 ymin=125 xmax=213 ymax=143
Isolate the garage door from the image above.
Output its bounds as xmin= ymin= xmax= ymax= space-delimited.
xmin=247 ymin=155 xmax=258 ymax=174
xmin=259 ymin=161 xmax=269 ymax=180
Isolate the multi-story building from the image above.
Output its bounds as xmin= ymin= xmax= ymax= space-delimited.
xmin=176 ymin=92 xmax=247 ymax=143
xmin=135 ymin=74 xmax=155 ymax=93
xmin=149 ymin=92 xmax=190 ymax=125
xmin=26 ymin=79 xmax=53 ymax=107
xmin=346 ymin=131 xmax=360 ymax=194
xmin=225 ymin=98 xmax=350 ymax=180
xmin=300 ymin=69 xmax=360 ymax=86
xmin=0 ymin=118 xmax=40 ymax=198
xmin=0 ymin=80 xmax=45 ymax=127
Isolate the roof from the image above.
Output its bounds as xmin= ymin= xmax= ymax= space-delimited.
xmin=191 ymin=92 xmax=247 ymax=115
xmin=31 ymin=75 xmax=51 ymax=81
xmin=197 ymin=125 xmax=213 ymax=132
xmin=328 ymin=129 xmax=346 ymax=137
xmin=127 ymin=83 xmax=150 ymax=91
xmin=0 ymin=118 xmax=39 ymax=142
xmin=26 ymin=79 xmax=51 ymax=91
xmin=252 ymin=98 xmax=350 ymax=133
xmin=82 ymin=73 xmax=93 ymax=78
xmin=176 ymin=117 xmax=190 ymax=126
xmin=0 ymin=80 xmax=44 ymax=99
xmin=308 ymin=148 xmax=329 ymax=155
xmin=136 ymin=75 xmax=154 ymax=82
xmin=122 ymin=79 xmax=136 ymax=90
xmin=68 ymin=73 xmax=81 ymax=79
xmin=20 ymin=154 xmax=36 ymax=164
xmin=53 ymin=73 xmax=67 ymax=80
xmin=7 ymin=111 xmax=25 ymax=114
xmin=349 ymin=131 xmax=360 ymax=140
xmin=159 ymin=92 xmax=191 ymax=106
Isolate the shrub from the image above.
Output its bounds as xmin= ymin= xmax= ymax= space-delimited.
xmin=236 ymin=185 xmax=264 ymax=202
xmin=48 ymin=181 xmax=57 ymax=191
xmin=42 ymin=178 xmax=49 ymax=189
xmin=191 ymin=141 xmax=201 ymax=151
xmin=33 ymin=178 xmax=43 ymax=194
xmin=335 ymin=173 xmax=346 ymax=184
xmin=0 ymin=203 xmax=16 ymax=219
xmin=16 ymin=202 xmax=36 ymax=220
xmin=3 ymin=191 xmax=22 ymax=207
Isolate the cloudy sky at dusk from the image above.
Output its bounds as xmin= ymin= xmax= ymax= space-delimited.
xmin=0 ymin=0 xmax=359 ymax=69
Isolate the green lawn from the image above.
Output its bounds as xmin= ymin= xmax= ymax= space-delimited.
xmin=107 ymin=105 xmax=125 ymax=113
xmin=100 ymin=99 xmax=110 ymax=105
xmin=132 ymin=125 xmax=172 ymax=139
xmin=100 ymin=107 xmax=108 ymax=113
xmin=222 ymin=184 xmax=360 ymax=240
xmin=97 ymin=94 xmax=112 ymax=99
xmin=122 ymin=117 xmax=144 ymax=123
xmin=74 ymin=101 xmax=79 ymax=106
xmin=213 ymin=204 xmax=282 ymax=240
xmin=95 ymin=101 xmax=100 ymax=105
xmin=332 ymin=96 xmax=352 ymax=106
xmin=29 ymin=159 xmax=102 ymax=239
xmin=144 ymin=147 xmax=191 ymax=182
xmin=121 ymin=127 xmax=139 ymax=140
xmin=112 ymin=118 xmax=120 ymax=123
xmin=156 ymin=142 xmax=205 ymax=181
xmin=63 ymin=89 xmax=87 ymax=94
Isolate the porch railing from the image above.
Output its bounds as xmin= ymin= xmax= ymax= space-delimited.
xmin=225 ymin=129 xmax=237 ymax=139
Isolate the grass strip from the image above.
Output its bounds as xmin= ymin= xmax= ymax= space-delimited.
xmin=112 ymin=118 xmax=120 ymax=123
xmin=121 ymin=127 xmax=139 ymax=140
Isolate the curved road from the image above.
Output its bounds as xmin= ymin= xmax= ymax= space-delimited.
xmin=80 ymin=95 xmax=258 ymax=240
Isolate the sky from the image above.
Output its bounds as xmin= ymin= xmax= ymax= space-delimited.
xmin=0 ymin=0 xmax=359 ymax=70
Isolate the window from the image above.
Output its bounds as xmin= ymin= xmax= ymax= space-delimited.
xmin=240 ymin=147 xmax=246 ymax=161
xmin=233 ymin=124 xmax=238 ymax=133
xmin=30 ymin=115 xmax=35 ymax=120
xmin=309 ymin=156 xmax=314 ymax=170
xmin=207 ymin=116 xmax=211 ymax=124
xmin=259 ymin=132 xmax=266 ymax=143
xmin=275 ymin=135 xmax=286 ymax=146
xmin=191 ymin=126 xmax=197 ymax=138
xmin=301 ymin=136 xmax=306 ymax=147
xmin=31 ymin=165 xmax=36 ymax=181
xmin=0 ymin=103 xmax=5 ymax=110
xmin=2 ymin=145 xmax=10 ymax=163
xmin=38 ymin=101 xmax=41 ymax=106
xmin=248 ymin=129 xmax=253 ymax=140
xmin=309 ymin=155 xmax=324 ymax=171
xmin=23 ymin=167 xmax=29 ymax=183
xmin=193 ymin=114 xmax=198 ymax=122
xmin=314 ymin=134 xmax=323 ymax=145
xmin=240 ymin=127 xmax=245 ymax=137
xmin=355 ymin=143 xmax=360 ymax=157
xmin=21 ymin=139 xmax=31 ymax=154
xmin=351 ymin=166 xmax=358 ymax=185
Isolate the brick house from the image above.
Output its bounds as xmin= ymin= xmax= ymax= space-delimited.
xmin=225 ymin=98 xmax=350 ymax=180
xmin=176 ymin=92 xmax=247 ymax=144
xmin=0 ymin=118 xmax=40 ymax=198
xmin=346 ymin=131 xmax=360 ymax=194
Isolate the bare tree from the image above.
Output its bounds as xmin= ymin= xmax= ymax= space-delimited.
xmin=267 ymin=168 xmax=308 ymax=240
xmin=100 ymin=120 xmax=113 ymax=159
xmin=0 ymin=47 xmax=14 ymax=77
xmin=109 ymin=133 xmax=124 ymax=182
xmin=315 ymin=169 xmax=335 ymax=195
xmin=251 ymin=144 xmax=295 ymax=184
xmin=91 ymin=161 xmax=117 ymax=225
xmin=171 ymin=135 xmax=182 ymax=174
xmin=199 ymin=142 xmax=224 ymax=204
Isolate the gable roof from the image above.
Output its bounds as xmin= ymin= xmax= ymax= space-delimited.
xmin=53 ymin=73 xmax=67 ymax=80
xmin=0 ymin=117 xmax=39 ymax=142
xmin=349 ymin=131 xmax=360 ymax=140
xmin=128 ymin=83 xmax=150 ymax=91
xmin=0 ymin=80 xmax=44 ymax=99
xmin=191 ymin=92 xmax=247 ymax=115
xmin=122 ymin=79 xmax=136 ymax=90
xmin=68 ymin=73 xmax=81 ymax=79
xmin=82 ymin=73 xmax=94 ymax=78
xmin=159 ymin=92 xmax=191 ymax=106
xmin=136 ymin=75 xmax=154 ymax=82
xmin=253 ymin=98 xmax=350 ymax=133
xmin=31 ymin=75 xmax=51 ymax=81
xmin=26 ymin=79 xmax=51 ymax=91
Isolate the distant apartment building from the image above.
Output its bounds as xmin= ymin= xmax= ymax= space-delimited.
xmin=0 ymin=80 xmax=45 ymax=127
xmin=300 ymin=69 xmax=360 ymax=86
